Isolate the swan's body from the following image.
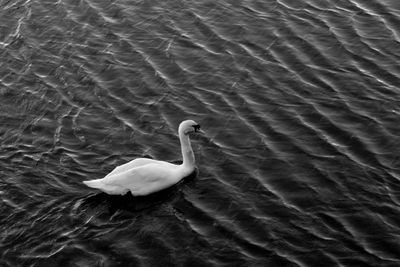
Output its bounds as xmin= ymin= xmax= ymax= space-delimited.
xmin=83 ymin=120 xmax=201 ymax=196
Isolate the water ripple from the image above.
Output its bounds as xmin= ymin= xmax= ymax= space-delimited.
xmin=1 ymin=0 xmax=400 ymax=266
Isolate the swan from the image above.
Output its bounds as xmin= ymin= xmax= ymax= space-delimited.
xmin=83 ymin=120 xmax=201 ymax=196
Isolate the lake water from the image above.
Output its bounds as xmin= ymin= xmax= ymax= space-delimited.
xmin=1 ymin=0 xmax=400 ymax=266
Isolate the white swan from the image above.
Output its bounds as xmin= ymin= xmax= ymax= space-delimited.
xmin=83 ymin=120 xmax=201 ymax=196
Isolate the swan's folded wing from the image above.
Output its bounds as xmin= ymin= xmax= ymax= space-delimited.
xmin=105 ymin=158 xmax=159 ymax=178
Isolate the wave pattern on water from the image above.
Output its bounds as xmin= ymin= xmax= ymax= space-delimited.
xmin=1 ymin=0 xmax=400 ymax=266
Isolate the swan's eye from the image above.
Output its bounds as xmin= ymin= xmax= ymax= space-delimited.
xmin=192 ymin=124 xmax=200 ymax=132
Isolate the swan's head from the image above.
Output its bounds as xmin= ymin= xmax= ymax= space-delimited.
xmin=179 ymin=120 xmax=201 ymax=135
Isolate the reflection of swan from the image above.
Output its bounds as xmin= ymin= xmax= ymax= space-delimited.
xmin=83 ymin=120 xmax=201 ymax=196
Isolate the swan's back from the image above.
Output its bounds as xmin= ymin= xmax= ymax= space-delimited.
xmin=105 ymin=158 xmax=161 ymax=178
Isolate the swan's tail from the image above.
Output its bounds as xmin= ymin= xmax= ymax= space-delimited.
xmin=83 ymin=179 xmax=104 ymax=189
xmin=83 ymin=179 xmax=128 ymax=195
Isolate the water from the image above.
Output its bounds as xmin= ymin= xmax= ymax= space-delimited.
xmin=1 ymin=0 xmax=400 ymax=266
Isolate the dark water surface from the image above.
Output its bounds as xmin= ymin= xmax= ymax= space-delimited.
xmin=1 ymin=0 xmax=400 ymax=266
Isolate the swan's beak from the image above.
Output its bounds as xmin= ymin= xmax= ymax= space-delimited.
xmin=194 ymin=124 xmax=201 ymax=132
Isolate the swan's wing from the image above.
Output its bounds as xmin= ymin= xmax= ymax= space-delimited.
xmin=102 ymin=162 xmax=179 ymax=195
xmin=105 ymin=158 xmax=160 ymax=178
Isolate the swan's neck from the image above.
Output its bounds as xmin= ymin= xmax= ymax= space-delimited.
xmin=179 ymin=131 xmax=195 ymax=171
